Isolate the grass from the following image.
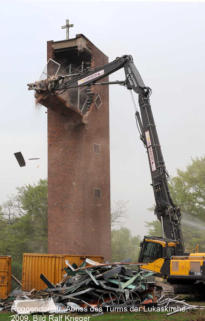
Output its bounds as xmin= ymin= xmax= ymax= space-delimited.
xmin=91 ymin=311 xmax=205 ymax=321
xmin=1 ymin=311 xmax=205 ymax=321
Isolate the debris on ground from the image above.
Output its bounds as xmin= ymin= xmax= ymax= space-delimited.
xmin=11 ymin=298 xmax=57 ymax=314
xmin=12 ymin=274 xmax=22 ymax=287
xmin=1 ymin=258 xmax=205 ymax=316
xmin=154 ymin=278 xmax=174 ymax=297
xmin=158 ymin=295 xmax=205 ymax=316
xmin=1 ymin=259 xmax=160 ymax=313
xmin=41 ymin=260 xmax=159 ymax=313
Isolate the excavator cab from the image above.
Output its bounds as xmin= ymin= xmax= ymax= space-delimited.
xmin=139 ymin=237 xmax=177 ymax=275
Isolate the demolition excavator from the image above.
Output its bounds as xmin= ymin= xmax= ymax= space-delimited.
xmin=28 ymin=55 xmax=205 ymax=287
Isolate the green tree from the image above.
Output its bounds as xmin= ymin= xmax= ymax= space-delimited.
xmin=111 ymin=201 xmax=141 ymax=262
xmin=111 ymin=227 xmax=141 ymax=262
xmin=16 ymin=179 xmax=48 ymax=253
xmin=0 ymin=179 xmax=48 ymax=278
xmin=0 ymin=180 xmax=140 ymax=278
xmin=145 ymin=220 xmax=162 ymax=237
xmin=146 ymin=157 xmax=205 ymax=252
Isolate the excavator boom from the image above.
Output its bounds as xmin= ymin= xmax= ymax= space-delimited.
xmin=28 ymin=54 xmax=184 ymax=253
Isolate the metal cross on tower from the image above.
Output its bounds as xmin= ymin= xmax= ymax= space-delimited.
xmin=61 ymin=19 xmax=74 ymax=40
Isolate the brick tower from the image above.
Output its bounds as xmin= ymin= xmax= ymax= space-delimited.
xmin=37 ymin=34 xmax=111 ymax=260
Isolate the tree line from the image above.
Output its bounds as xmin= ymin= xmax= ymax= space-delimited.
xmin=1 ymin=157 xmax=205 ymax=280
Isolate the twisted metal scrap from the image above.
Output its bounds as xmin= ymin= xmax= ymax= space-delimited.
xmin=158 ymin=295 xmax=205 ymax=316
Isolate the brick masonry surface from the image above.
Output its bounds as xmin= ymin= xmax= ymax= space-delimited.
xmin=47 ymin=35 xmax=111 ymax=260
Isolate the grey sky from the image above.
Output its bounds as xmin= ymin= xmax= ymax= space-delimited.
xmin=0 ymin=0 xmax=205 ymax=237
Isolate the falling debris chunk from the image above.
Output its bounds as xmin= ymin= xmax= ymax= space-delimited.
xmin=14 ymin=152 xmax=26 ymax=167
xmin=14 ymin=152 xmax=40 ymax=167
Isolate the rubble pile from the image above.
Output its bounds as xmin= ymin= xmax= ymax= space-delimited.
xmin=1 ymin=258 xmax=205 ymax=316
xmin=43 ymin=259 xmax=159 ymax=310
xmin=2 ymin=259 xmax=161 ymax=314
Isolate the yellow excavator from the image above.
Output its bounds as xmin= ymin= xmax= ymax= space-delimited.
xmin=28 ymin=54 xmax=205 ymax=290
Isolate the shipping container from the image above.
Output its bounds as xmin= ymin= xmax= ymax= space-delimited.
xmin=22 ymin=253 xmax=104 ymax=291
xmin=0 ymin=256 xmax=11 ymax=299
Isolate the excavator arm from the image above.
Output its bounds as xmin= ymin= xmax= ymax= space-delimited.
xmin=28 ymin=54 xmax=184 ymax=254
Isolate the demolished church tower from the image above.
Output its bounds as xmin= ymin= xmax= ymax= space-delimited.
xmin=35 ymin=33 xmax=111 ymax=259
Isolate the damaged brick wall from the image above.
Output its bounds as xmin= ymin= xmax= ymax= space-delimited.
xmin=47 ymin=35 xmax=111 ymax=260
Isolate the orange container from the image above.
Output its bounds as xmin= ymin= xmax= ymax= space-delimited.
xmin=22 ymin=253 xmax=104 ymax=291
xmin=0 ymin=256 xmax=11 ymax=299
